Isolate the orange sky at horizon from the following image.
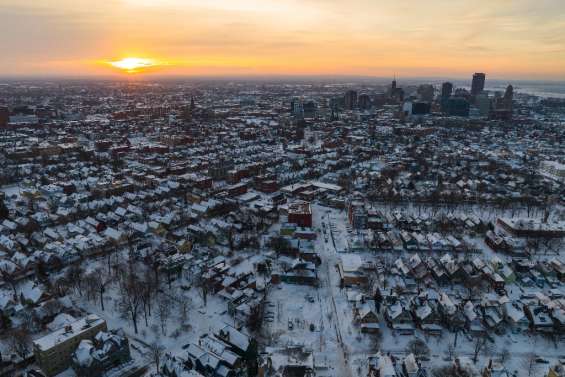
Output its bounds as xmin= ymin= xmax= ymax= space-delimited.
xmin=1 ymin=0 xmax=564 ymax=80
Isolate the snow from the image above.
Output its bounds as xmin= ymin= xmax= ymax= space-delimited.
xmin=73 ymin=340 xmax=94 ymax=367
xmin=33 ymin=314 xmax=105 ymax=351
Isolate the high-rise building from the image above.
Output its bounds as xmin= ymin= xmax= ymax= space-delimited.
xmin=290 ymin=97 xmax=304 ymax=117
xmin=303 ymin=100 xmax=317 ymax=118
xmin=417 ymin=84 xmax=435 ymax=102
xmin=446 ymin=97 xmax=470 ymax=117
xmin=344 ymin=90 xmax=358 ymax=110
xmin=358 ymin=93 xmax=372 ymax=110
xmin=475 ymin=93 xmax=491 ymax=117
xmin=441 ymin=82 xmax=453 ymax=99
xmin=490 ymin=84 xmax=514 ymax=121
xmin=471 ymin=73 xmax=486 ymax=96
xmin=389 ymin=79 xmax=404 ymax=102
xmin=0 ymin=106 xmax=8 ymax=128
xmin=440 ymin=82 xmax=453 ymax=113
xmin=503 ymin=84 xmax=514 ymax=110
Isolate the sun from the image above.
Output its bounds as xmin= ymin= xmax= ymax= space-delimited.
xmin=107 ymin=57 xmax=160 ymax=73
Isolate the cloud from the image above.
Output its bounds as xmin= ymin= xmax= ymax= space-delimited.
xmin=0 ymin=0 xmax=563 ymax=79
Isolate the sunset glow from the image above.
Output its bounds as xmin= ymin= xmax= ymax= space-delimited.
xmin=0 ymin=0 xmax=564 ymax=79
xmin=108 ymin=58 xmax=160 ymax=73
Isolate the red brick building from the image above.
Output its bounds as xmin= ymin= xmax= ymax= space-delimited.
xmin=287 ymin=202 xmax=312 ymax=228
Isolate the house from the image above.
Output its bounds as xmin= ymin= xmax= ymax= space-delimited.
xmin=368 ymin=352 xmax=396 ymax=377
xmin=412 ymin=301 xmax=442 ymax=336
xmin=464 ymin=301 xmax=486 ymax=336
xmin=524 ymin=304 xmax=554 ymax=333
xmin=503 ymin=302 xmax=529 ymax=333
xmin=338 ymin=254 xmax=367 ymax=287
xmin=385 ymin=301 xmax=415 ymax=334
xmin=356 ymin=303 xmax=380 ymax=334
xmin=72 ymin=329 xmax=132 ymax=377
xmin=161 ymin=353 xmax=204 ymax=377
xmin=402 ymin=353 xmax=427 ymax=377
xmin=273 ymin=260 xmax=318 ymax=286
xmin=19 ymin=281 xmax=49 ymax=306
xmin=214 ymin=324 xmax=255 ymax=359
xmin=259 ymin=345 xmax=314 ymax=377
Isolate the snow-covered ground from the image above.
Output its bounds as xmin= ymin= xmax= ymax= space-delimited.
xmin=309 ymin=204 xmax=564 ymax=377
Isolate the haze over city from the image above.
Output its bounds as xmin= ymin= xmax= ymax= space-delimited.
xmin=1 ymin=0 xmax=565 ymax=79
xmin=1 ymin=2 xmax=565 ymax=377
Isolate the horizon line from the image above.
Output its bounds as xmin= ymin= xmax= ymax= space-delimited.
xmin=1 ymin=73 xmax=564 ymax=83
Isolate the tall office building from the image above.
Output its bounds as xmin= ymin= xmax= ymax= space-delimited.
xmin=490 ymin=84 xmax=514 ymax=121
xmin=441 ymin=82 xmax=453 ymax=99
xmin=475 ymin=93 xmax=491 ymax=117
xmin=290 ymin=97 xmax=304 ymax=117
xmin=302 ymin=100 xmax=317 ymax=118
xmin=344 ymin=90 xmax=358 ymax=110
xmin=503 ymin=84 xmax=514 ymax=110
xmin=389 ymin=79 xmax=404 ymax=103
xmin=440 ymin=82 xmax=453 ymax=112
xmin=417 ymin=84 xmax=435 ymax=102
xmin=358 ymin=93 xmax=372 ymax=110
xmin=0 ymin=106 xmax=8 ymax=128
xmin=471 ymin=73 xmax=486 ymax=96
xmin=446 ymin=97 xmax=470 ymax=117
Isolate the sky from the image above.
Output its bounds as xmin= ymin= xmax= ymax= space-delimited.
xmin=0 ymin=0 xmax=564 ymax=80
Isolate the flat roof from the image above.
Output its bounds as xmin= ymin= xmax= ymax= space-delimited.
xmin=33 ymin=314 xmax=106 ymax=351
xmin=288 ymin=202 xmax=311 ymax=215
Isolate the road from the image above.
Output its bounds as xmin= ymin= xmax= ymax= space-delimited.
xmin=317 ymin=211 xmax=354 ymax=377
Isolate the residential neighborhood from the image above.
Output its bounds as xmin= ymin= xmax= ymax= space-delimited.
xmin=0 ymin=76 xmax=564 ymax=377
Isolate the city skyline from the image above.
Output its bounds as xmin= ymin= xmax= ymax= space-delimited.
xmin=1 ymin=0 xmax=565 ymax=79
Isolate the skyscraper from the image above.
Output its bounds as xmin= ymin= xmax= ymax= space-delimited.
xmin=503 ymin=84 xmax=514 ymax=110
xmin=471 ymin=73 xmax=486 ymax=96
xmin=446 ymin=97 xmax=470 ymax=117
xmin=358 ymin=94 xmax=372 ymax=110
xmin=440 ymin=82 xmax=453 ymax=112
xmin=0 ymin=106 xmax=8 ymax=128
xmin=290 ymin=97 xmax=304 ymax=117
xmin=417 ymin=84 xmax=435 ymax=102
xmin=441 ymin=82 xmax=453 ymax=99
xmin=344 ymin=90 xmax=358 ymax=110
xmin=475 ymin=93 xmax=491 ymax=117
xmin=389 ymin=78 xmax=404 ymax=103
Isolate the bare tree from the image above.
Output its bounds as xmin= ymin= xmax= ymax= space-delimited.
xmin=84 ymin=269 xmax=112 ymax=310
xmin=0 ymin=271 xmax=17 ymax=297
xmin=520 ymin=352 xmax=538 ymax=377
xmin=157 ymin=294 xmax=172 ymax=336
xmin=118 ymin=267 xmax=144 ymax=334
xmin=140 ymin=269 xmax=158 ymax=327
xmin=247 ymin=302 xmax=264 ymax=335
xmin=49 ymin=275 xmax=70 ymax=297
xmin=196 ymin=272 xmax=209 ymax=306
xmin=65 ymin=262 xmax=85 ymax=297
xmin=148 ymin=341 xmax=165 ymax=372
xmin=7 ymin=328 xmax=32 ymax=358
xmin=406 ymin=338 xmax=430 ymax=360
xmin=446 ymin=343 xmax=456 ymax=361
xmin=178 ymin=296 xmax=189 ymax=325
xmin=472 ymin=334 xmax=490 ymax=363
xmin=499 ymin=348 xmax=510 ymax=365
xmin=432 ymin=364 xmax=474 ymax=377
